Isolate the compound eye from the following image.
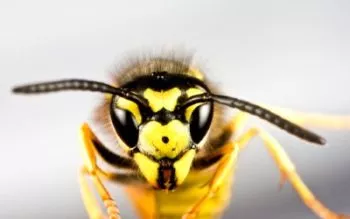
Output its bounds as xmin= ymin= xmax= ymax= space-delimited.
xmin=110 ymin=105 xmax=139 ymax=148
xmin=189 ymin=102 xmax=213 ymax=144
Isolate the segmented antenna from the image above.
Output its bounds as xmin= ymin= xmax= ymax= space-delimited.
xmin=12 ymin=79 xmax=120 ymax=94
xmin=212 ymin=94 xmax=326 ymax=145
xmin=183 ymin=93 xmax=326 ymax=145
xmin=12 ymin=79 xmax=149 ymax=107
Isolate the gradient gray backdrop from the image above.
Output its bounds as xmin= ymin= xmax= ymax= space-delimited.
xmin=1 ymin=0 xmax=349 ymax=218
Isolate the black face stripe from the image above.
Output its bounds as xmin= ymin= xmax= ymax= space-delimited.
xmin=145 ymin=108 xmax=187 ymax=125
xmin=92 ymin=138 xmax=136 ymax=169
xmin=150 ymin=108 xmax=176 ymax=124
xmin=105 ymin=172 xmax=147 ymax=185
xmin=121 ymin=72 xmax=210 ymax=92
xmin=192 ymin=154 xmax=223 ymax=170
xmin=157 ymin=158 xmax=176 ymax=190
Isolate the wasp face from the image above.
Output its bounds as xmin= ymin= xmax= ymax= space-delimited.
xmin=109 ymin=73 xmax=214 ymax=189
xmin=12 ymin=56 xmax=327 ymax=195
xmin=12 ymin=54 xmax=328 ymax=218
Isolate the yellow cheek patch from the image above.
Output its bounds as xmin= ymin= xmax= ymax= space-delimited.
xmin=134 ymin=153 xmax=159 ymax=188
xmin=174 ymin=149 xmax=196 ymax=186
xmin=116 ymin=97 xmax=142 ymax=124
xmin=185 ymin=88 xmax=205 ymax=121
xmin=143 ymin=88 xmax=181 ymax=112
xmin=139 ymin=120 xmax=190 ymax=159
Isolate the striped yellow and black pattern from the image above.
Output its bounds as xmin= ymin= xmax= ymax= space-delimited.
xmin=93 ymin=55 xmax=234 ymax=219
xmin=12 ymin=51 xmax=350 ymax=219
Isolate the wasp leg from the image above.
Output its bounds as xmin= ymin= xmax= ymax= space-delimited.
xmin=80 ymin=167 xmax=121 ymax=219
xmin=224 ymin=111 xmax=250 ymax=134
xmin=183 ymin=112 xmax=248 ymax=218
xmin=79 ymin=167 xmax=104 ymax=219
xmin=236 ymin=127 xmax=350 ymax=219
xmin=79 ymin=123 xmax=121 ymax=219
xmin=182 ymin=142 xmax=240 ymax=219
xmin=210 ymin=111 xmax=249 ymax=150
xmin=260 ymin=105 xmax=350 ymax=129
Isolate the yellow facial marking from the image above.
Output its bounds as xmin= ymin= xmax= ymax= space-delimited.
xmin=134 ymin=153 xmax=159 ymax=188
xmin=143 ymin=88 xmax=181 ymax=112
xmin=139 ymin=120 xmax=190 ymax=159
xmin=174 ymin=149 xmax=196 ymax=185
xmin=185 ymin=88 xmax=205 ymax=121
xmin=186 ymin=88 xmax=205 ymax=97
xmin=116 ymin=97 xmax=142 ymax=124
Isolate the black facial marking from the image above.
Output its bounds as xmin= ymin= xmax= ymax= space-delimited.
xmin=151 ymin=108 xmax=176 ymax=124
xmin=92 ymin=138 xmax=136 ymax=169
xmin=144 ymin=108 xmax=186 ymax=124
xmin=192 ymin=154 xmax=224 ymax=170
xmin=121 ymin=73 xmax=210 ymax=92
xmin=162 ymin=136 xmax=169 ymax=144
xmin=157 ymin=158 xmax=176 ymax=190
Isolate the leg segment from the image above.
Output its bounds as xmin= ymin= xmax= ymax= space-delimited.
xmin=222 ymin=111 xmax=249 ymax=135
xmin=187 ymin=108 xmax=350 ymax=219
xmin=80 ymin=167 xmax=120 ymax=219
xmin=79 ymin=123 xmax=121 ymax=219
xmin=182 ymin=142 xmax=240 ymax=219
xmin=211 ymin=112 xmax=249 ymax=149
xmin=236 ymin=127 xmax=350 ymax=219
xmin=79 ymin=167 xmax=104 ymax=219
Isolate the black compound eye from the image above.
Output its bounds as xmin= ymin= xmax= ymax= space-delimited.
xmin=189 ymin=103 xmax=213 ymax=144
xmin=110 ymin=103 xmax=139 ymax=148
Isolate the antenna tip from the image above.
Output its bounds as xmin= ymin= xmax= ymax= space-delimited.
xmin=318 ymin=137 xmax=327 ymax=145
xmin=12 ymin=86 xmax=23 ymax=93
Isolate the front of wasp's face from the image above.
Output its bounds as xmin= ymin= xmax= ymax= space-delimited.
xmin=12 ymin=72 xmax=326 ymax=191
xmin=109 ymin=80 xmax=214 ymax=190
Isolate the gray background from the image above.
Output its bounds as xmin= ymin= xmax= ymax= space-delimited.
xmin=1 ymin=0 xmax=349 ymax=218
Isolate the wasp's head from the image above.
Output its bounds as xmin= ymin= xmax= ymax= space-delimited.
xmin=12 ymin=67 xmax=326 ymax=190
xmin=110 ymin=73 xmax=214 ymax=190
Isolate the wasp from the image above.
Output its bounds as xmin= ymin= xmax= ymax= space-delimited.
xmin=12 ymin=53 xmax=350 ymax=219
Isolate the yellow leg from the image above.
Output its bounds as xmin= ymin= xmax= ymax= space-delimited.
xmin=184 ymin=107 xmax=349 ymax=219
xmin=79 ymin=167 xmax=104 ymax=219
xmin=182 ymin=142 xmax=240 ymax=219
xmin=182 ymin=113 xmax=250 ymax=219
xmin=236 ymin=127 xmax=350 ymax=219
xmin=79 ymin=123 xmax=121 ymax=219
xmin=223 ymin=111 xmax=249 ymax=134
